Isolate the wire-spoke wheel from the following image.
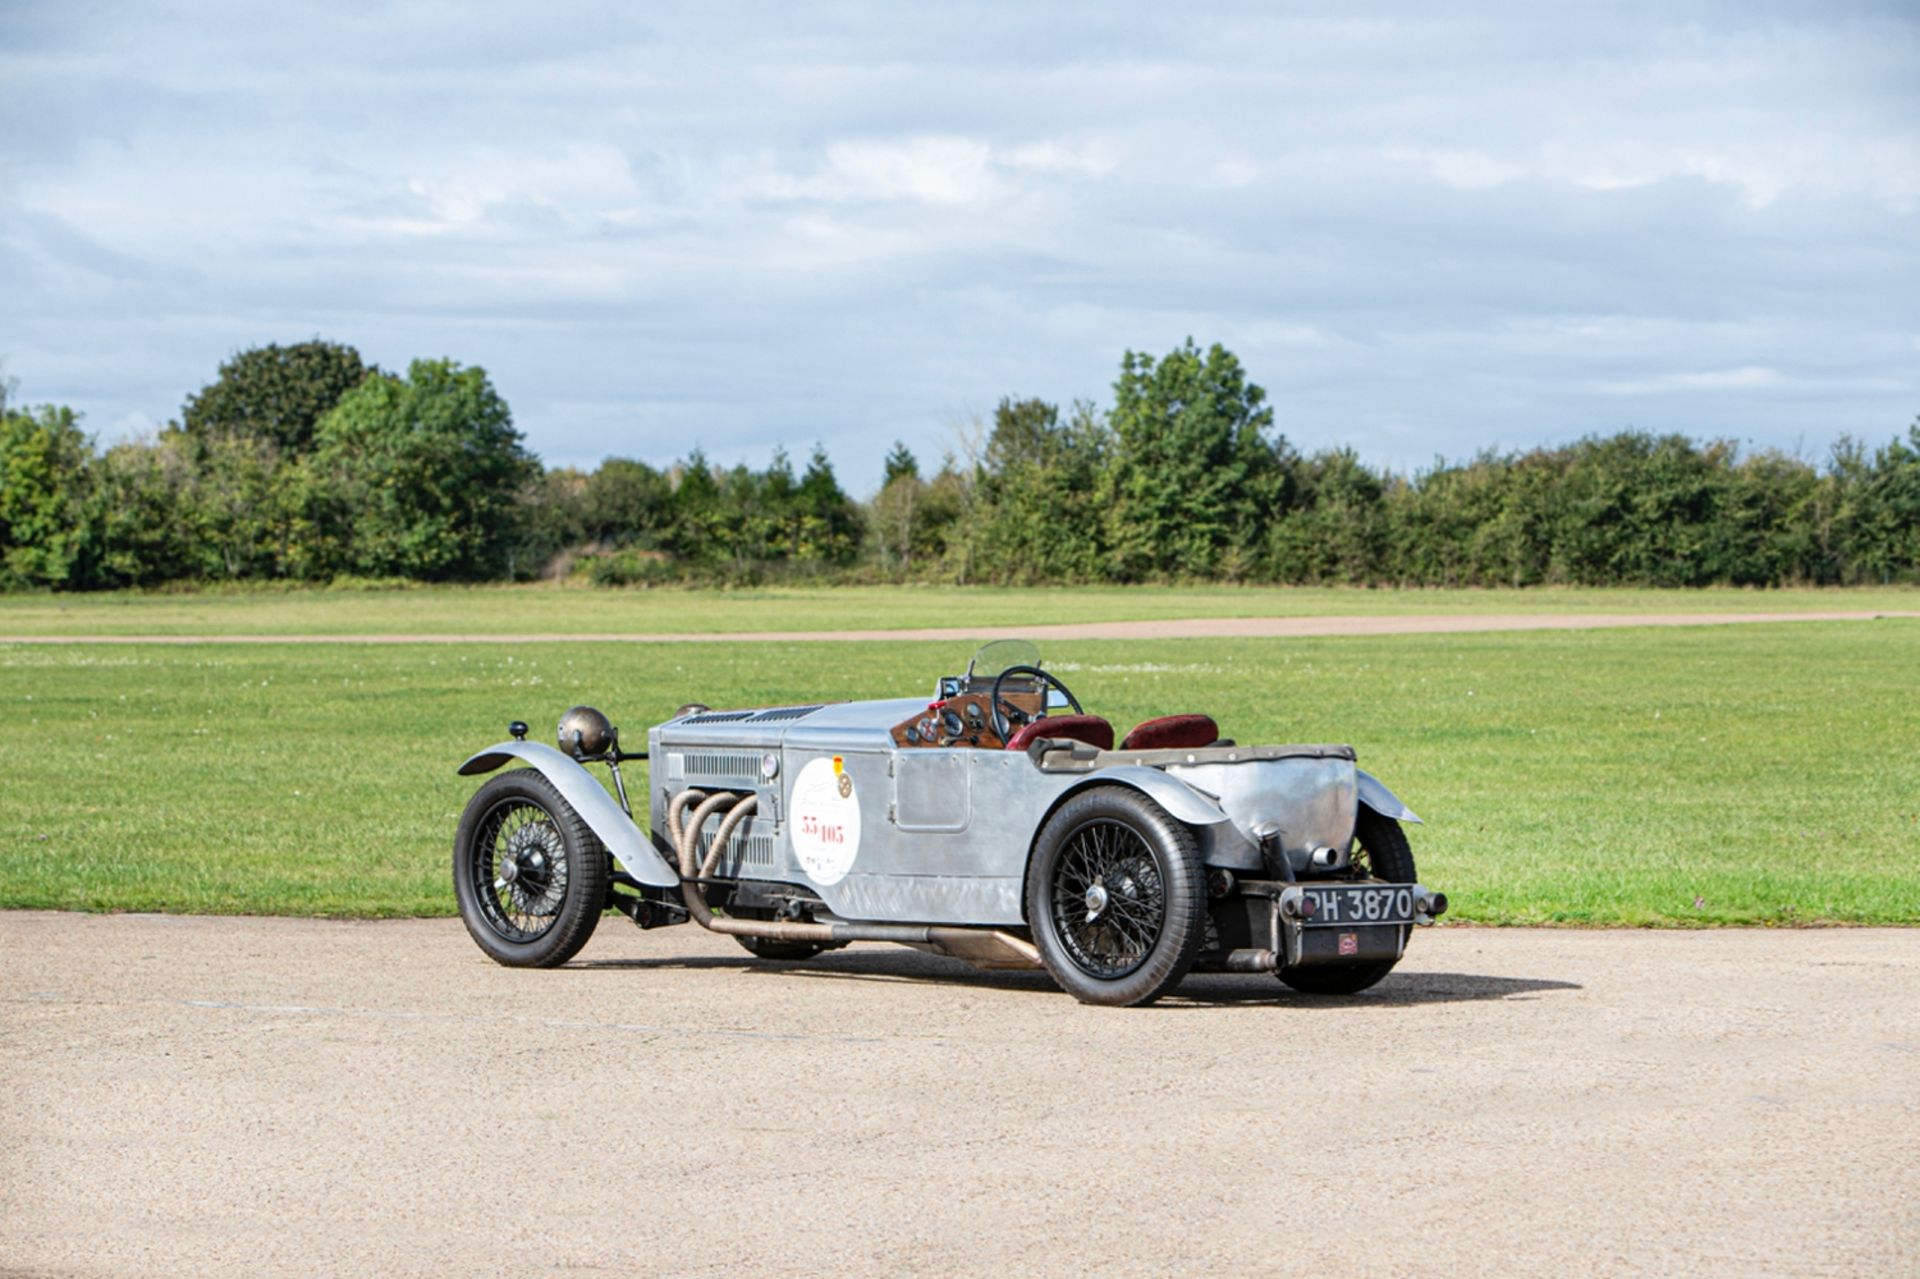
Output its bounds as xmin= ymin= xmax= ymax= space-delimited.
xmin=1051 ymin=819 xmax=1168 ymax=979
xmin=454 ymin=771 xmax=607 ymax=967
xmin=1027 ymin=787 xmax=1205 ymax=1006
xmin=476 ymin=801 xmax=569 ymax=941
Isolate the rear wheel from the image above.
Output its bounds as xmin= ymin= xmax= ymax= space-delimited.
xmin=454 ymin=771 xmax=607 ymax=967
xmin=1277 ymin=808 xmax=1415 ymax=996
xmin=1026 ymin=787 xmax=1206 ymax=1006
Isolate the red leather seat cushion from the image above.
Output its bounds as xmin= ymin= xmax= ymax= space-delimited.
xmin=1119 ymin=714 xmax=1219 ymax=751
xmin=1005 ymin=714 xmax=1115 ymax=753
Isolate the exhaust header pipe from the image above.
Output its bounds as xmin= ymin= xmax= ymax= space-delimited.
xmin=664 ymin=788 xmax=1041 ymax=966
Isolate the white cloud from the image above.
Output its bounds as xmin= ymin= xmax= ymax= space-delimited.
xmin=106 ymin=409 xmax=158 ymax=441
xmin=1209 ymin=154 xmax=1259 ymax=188
xmin=1387 ymin=147 xmax=1525 ymax=191
xmin=1592 ymin=367 xmax=1907 ymax=398
xmin=2 ymin=1 xmax=1916 ymax=487
xmin=1389 ymin=136 xmax=1920 ymax=210
xmin=401 ymin=142 xmax=641 ymax=229
xmin=817 ymin=136 xmax=998 ymax=204
xmin=738 ymin=134 xmax=1114 ymax=208
xmin=1003 ymin=139 xmax=1117 ymax=179
xmin=1595 ymin=366 xmax=1787 ymax=395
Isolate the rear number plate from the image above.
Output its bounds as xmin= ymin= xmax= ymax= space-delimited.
xmin=1302 ymin=884 xmax=1415 ymax=927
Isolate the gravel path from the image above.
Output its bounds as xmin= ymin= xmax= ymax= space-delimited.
xmin=3 ymin=912 xmax=1914 ymax=1277
xmin=2 ymin=608 xmax=1913 ymax=645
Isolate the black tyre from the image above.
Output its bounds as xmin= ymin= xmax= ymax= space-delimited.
xmin=733 ymin=935 xmax=828 ymax=962
xmin=1277 ymin=808 xmax=1415 ymax=996
xmin=454 ymin=770 xmax=608 ymax=967
xmin=1026 ymin=787 xmax=1207 ymax=1006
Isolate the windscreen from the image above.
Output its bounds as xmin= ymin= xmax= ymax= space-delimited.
xmin=966 ymin=639 xmax=1041 ymax=679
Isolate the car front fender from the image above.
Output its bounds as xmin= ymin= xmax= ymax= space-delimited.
xmin=457 ymin=741 xmax=680 ymax=887
xmin=1356 ymin=768 xmax=1423 ymax=825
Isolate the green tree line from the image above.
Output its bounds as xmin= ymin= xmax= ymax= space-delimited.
xmin=3 ymin=338 xmax=1916 ymax=591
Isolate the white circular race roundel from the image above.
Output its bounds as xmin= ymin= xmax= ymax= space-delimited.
xmin=790 ymin=757 xmax=861 ymax=885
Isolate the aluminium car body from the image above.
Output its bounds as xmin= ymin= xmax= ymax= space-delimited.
xmin=454 ymin=641 xmax=1444 ymax=1005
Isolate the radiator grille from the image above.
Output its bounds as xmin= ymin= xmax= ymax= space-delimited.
xmin=695 ymin=818 xmax=777 ymax=876
xmin=679 ymin=750 xmax=761 ymax=784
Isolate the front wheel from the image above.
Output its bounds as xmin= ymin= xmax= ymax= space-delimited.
xmin=1026 ymin=787 xmax=1207 ymax=1006
xmin=454 ymin=770 xmax=608 ymax=967
xmin=1277 ymin=808 xmax=1415 ymax=996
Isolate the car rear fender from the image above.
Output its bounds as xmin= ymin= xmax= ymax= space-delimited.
xmin=1016 ymin=766 xmax=1229 ymax=921
xmin=1355 ymin=768 xmax=1423 ymax=825
xmin=1051 ymin=765 xmax=1231 ymax=829
xmin=457 ymin=741 xmax=680 ymax=888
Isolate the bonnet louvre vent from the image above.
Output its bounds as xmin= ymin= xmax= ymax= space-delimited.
xmin=680 ymin=703 xmax=823 ymax=726
xmin=682 ymin=709 xmax=754 ymax=725
xmin=750 ymin=704 xmax=824 ymax=723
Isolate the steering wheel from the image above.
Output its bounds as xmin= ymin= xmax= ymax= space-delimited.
xmin=990 ymin=665 xmax=1085 ymax=744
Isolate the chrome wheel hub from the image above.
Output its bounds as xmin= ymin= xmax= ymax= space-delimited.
xmin=497 ymin=848 xmax=545 ymax=885
xmin=1084 ymin=882 xmax=1110 ymax=923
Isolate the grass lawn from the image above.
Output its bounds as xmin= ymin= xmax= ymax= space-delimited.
xmin=0 ymin=581 xmax=1914 ymax=637
xmin=2 ymin=619 xmax=1915 ymax=925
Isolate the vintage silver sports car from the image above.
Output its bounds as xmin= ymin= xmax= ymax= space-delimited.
xmin=453 ymin=640 xmax=1445 ymax=1006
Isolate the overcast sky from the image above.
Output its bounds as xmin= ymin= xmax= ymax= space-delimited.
xmin=3 ymin=2 xmax=1916 ymax=493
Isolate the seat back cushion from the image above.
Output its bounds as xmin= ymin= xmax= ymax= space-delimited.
xmin=1004 ymin=714 xmax=1116 ymax=753
xmin=1119 ymin=713 xmax=1219 ymax=752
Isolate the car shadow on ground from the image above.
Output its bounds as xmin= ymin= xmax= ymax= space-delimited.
xmin=572 ymin=948 xmax=1581 ymax=1007
xmin=1166 ymin=970 xmax=1583 ymax=1009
